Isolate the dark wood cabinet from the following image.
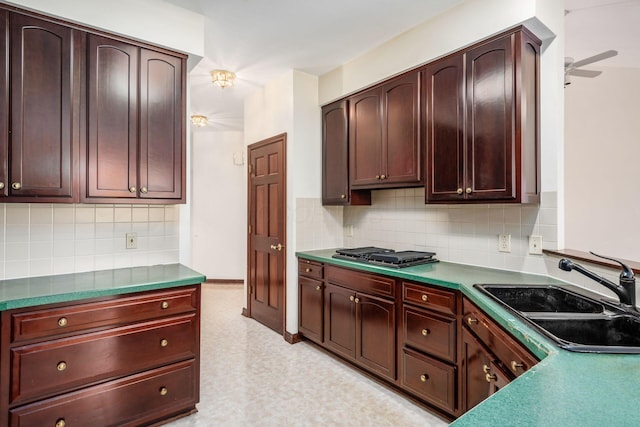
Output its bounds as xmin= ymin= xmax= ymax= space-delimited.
xmin=324 ymin=282 xmax=357 ymax=358
xmin=424 ymin=28 xmax=540 ymax=203
xmin=298 ymin=259 xmax=324 ymax=344
xmin=84 ymin=34 xmax=185 ymax=203
xmin=349 ymin=71 xmax=421 ymax=189
xmin=0 ymin=12 xmax=81 ymax=202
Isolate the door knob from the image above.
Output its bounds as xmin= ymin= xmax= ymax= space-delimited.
xmin=270 ymin=243 xmax=284 ymax=251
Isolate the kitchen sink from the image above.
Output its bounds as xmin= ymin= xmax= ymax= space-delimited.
xmin=474 ymin=284 xmax=640 ymax=353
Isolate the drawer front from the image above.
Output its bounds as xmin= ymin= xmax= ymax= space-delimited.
xmin=10 ymin=313 xmax=197 ymax=405
xmin=326 ymin=265 xmax=396 ymax=298
xmin=463 ymin=298 xmax=538 ymax=377
xmin=402 ymin=281 xmax=457 ymax=315
xmin=298 ymin=259 xmax=324 ymax=280
xmin=11 ymin=286 xmax=199 ymax=343
xmin=403 ymin=306 xmax=456 ymax=363
xmin=10 ymin=359 xmax=197 ymax=427
xmin=401 ymin=348 xmax=456 ymax=414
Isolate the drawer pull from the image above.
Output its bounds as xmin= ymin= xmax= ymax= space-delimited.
xmin=57 ymin=317 xmax=68 ymax=327
xmin=482 ymin=364 xmax=491 ymax=374
xmin=467 ymin=317 xmax=478 ymax=326
xmin=420 ymin=374 xmax=429 ymax=382
xmin=161 ymin=301 xmax=169 ymax=309
xmin=305 ymin=268 xmax=312 ymax=273
xmin=55 ymin=419 xmax=66 ymax=427
xmin=57 ymin=361 xmax=67 ymax=371
xmin=421 ymin=328 xmax=430 ymax=336
xmin=160 ymin=386 xmax=168 ymax=396
xmin=160 ymin=339 xmax=169 ymax=347
xmin=485 ymin=373 xmax=497 ymax=383
xmin=315 ymin=285 xmax=321 ymax=291
xmin=511 ymin=360 xmax=524 ymax=371
xmin=421 ymin=294 xmax=428 ymax=302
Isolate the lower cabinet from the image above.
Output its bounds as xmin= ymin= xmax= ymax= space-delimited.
xmin=0 ymin=285 xmax=201 ymax=427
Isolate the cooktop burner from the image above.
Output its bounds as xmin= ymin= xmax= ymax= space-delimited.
xmin=333 ymin=247 xmax=438 ymax=268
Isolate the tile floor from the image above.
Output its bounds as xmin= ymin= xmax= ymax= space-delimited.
xmin=165 ymin=284 xmax=449 ymax=427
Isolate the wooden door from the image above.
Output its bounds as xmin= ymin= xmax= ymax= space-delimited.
xmin=460 ymin=326 xmax=492 ymax=412
xmin=139 ymin=48 xmax=184 ymax=201
xmin=9 ymin=13 xmax=78 ymax=199
xmin=349 ymin=88 xmax=382 ymax=187
xmin=322 ymin=100 xmax=350 ymax=204
xmin=324 ymin=282 xmax=356 ymax=359
xmin=424 ymin=54 xmax=465 ymax=202
xmin=0 ymin=10 xmax=7 ymax=197
xmin=356 ymin=293 xmax=396 ymax=381
xmin=86 ymin=34 xmax=138 ymax=199
xmin=382 ymin=72 xmax=421 ymax=186
xmin=298 ymin=276 xmax=323 ymax=343
xmin=247 ymin=134 xmax=286 ymax=334
xmin=465 ymin=35 xmax=515 ymax=200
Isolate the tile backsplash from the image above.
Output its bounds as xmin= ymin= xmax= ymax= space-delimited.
xmin=0 ymin=204 xmax=180 ymax=280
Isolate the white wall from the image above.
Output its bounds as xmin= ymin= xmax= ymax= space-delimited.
xmin=564 ymin=67 xmax=640 ymax=260
xmin=190 ymin=131 xmax=245 ymax=279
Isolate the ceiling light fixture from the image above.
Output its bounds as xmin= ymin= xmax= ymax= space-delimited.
xmin=190 ymin=115 xmax=208 ymax=127
xmin=210 ymin=69 xmax=236 ymax=88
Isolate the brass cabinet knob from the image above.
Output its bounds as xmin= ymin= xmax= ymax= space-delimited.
xmin=160 ymin=339 xmax=169 ymax=347
xmin=0 ymin=182 xmax=4 ymax=190
xmin=161 ymin=301 xmax=169 ymax=309
xmin=11 ymin=182 xmax=21 ymax=190
xmin=420 ymin=374 xmax=429 ymax=382
xmin=456 ymin=188 xmax=463 ymax=195
xmin=511 ymin=360 xmax=524 ymax=371
xmin=485 ymin=373 xmax=497 ymax=383
xmin=380 ymin=174 xmax=386 ymax=179
xmin=354 ymin=297 xmax=360 ymax=304
xmin=140 ymin=187 xmax=148 ymax=193
xmin=421 ymin=328 xmax=430 ymax=336
xmin=58 ymin=317 xmax=68 ymax=327
xmin=466 ymin=187 xmax=472 ymax=194
xmin=315 ymin=285 xmax=321 ymax=291
xmin=129 ymin=186 xmax=136 ymax=193
xmin=421 ymin=294 xmax=428 ymax=302
xmin=56 ymin=419 xmax=66 ymax=427
xmin=305 ymin=268 xmax=312 ymax=273
xmin=340 ymin=194 xmax=346 ymax=199
xmin=482 ymin=364 xmax=491 ymax=374
xmin=57 ymin=361 xmax=67 ymax=371
xmin=349 ymin=295 xmax=355 ymax=302
xmin=159 ymin=386 xmax=168 ymax=396
xmin=467 ymin=317 xmax=478 ymax=326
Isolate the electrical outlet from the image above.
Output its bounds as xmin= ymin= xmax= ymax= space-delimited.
xmin=498 ymin=234 xmax=511 ymax=253
xmin=126 ymin=232 xmax=137 ymax=249
xmin=346 ymin=224 xmax=354 ymax=237
xmin=529 ymin=235 xmax=543 ymax=255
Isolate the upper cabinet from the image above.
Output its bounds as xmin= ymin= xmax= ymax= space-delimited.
xmin=0 ymin=12 xmax=82 ymax=202
xmin=349 ymin=71 xmax=422 ymax=189
xmin=83 ymin=35 xmax=185 ymax=203
xmin=424 ymin=29 xmax=540 ymax=203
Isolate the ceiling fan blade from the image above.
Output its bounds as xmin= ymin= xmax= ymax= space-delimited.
xmin=572 ymin=50 xmax=618 ymax=68
xmin=568 ymin=69 xmax=602 ymax=78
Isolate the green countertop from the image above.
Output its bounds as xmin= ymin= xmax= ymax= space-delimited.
xmin=0 ymin=264 xmax=206 ymax=311
xmin=297 ymin=249 xmax=640 ymax=427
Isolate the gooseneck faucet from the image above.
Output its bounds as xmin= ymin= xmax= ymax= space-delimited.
xmin=558 ymin=252 xmax=636 ymax=309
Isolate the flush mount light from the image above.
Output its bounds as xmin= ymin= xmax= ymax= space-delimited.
xmin=190 ymin=115 xmax=208 ymax=127
xmin=210 ymin=69 xmax=236 ymax=88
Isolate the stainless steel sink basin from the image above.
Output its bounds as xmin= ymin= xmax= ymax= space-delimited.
xmin=474 ymin=284 xmax=640 ymax=353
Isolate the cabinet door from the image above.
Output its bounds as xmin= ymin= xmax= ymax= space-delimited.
xmin=298 ymin=276 xmax=323 ymax=343
xmin=324 ymin=283 xmax=356 ymax=359
xmin=460 ymin=326 xmax=492 ymax=412
xmin=0 ymin=10 xmax=7 ymax=196
xmin=139 ymin=48 xmax=184 ymax=201
xmin=322 ymin=100 xmax=350 ymax=204
xmin=465 ymin=35 xmax=515 ymax=200
xmin=382 ymin=72 xmax=421 ymax=185
xmin=349 ymin=88 xmax=382 ymax=187
xmin=9 ymin=13 xmax=78 ymax=199
xmin=86 ymin=34 xmax=138 ymax=199
xmin=356 ymin=293 xmax=396 ymax=381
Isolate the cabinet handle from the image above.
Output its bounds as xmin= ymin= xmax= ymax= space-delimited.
xmin=375 ymin=175 xmax=381 ymax=180
xmin=340 ymin=194 xmax=346 ymax=199
xmin=57 ymin=317 xmax=68 ymax=327
xmin=349 ymin=295 xmax=355 ymax=302
xmin=467 ymin=317 xmax=478 ymax=326
xmin=57 ymin=361 xmax=67 ymax=371
xmin=305 ymin=268 xmax=312 ymax=273
xmin=141 ymin=187 xmax=148 ymax=193
xmin=482 ymin=364 xmax=491 ymax=374
xmin=456 ymin=188 xmax=463 ymax=195
xmin=315 ymin=285 xmax=321 ymax=291
xmin=159 ymin=386 xmax=168 ymax=396
xmin=11 ymin=182 xmax=21 ymax=190
xmin=56 ymin=419 xmax=66 ymax=427
xmin=161 ymin=301 xmax=169 ymax=309
xmin=0 ymin=182 xmax=4 ymax=190
xmin=511 ymin=360 xmax=524 ymax=371
xmin=421 ymin=294 xmax=428 ymax=302
xmin=466 ymin=187 xmax=472 ymax=194
xmin=354 ymin=297 xmax=360 ymax=304
xmin=380 ymin=174 xmax=386 ymax=179
xmin=160 ymin=339 xmax=169 ymax=347
xmin=420 ymin=374 xmax=429 ymax=382
xmin=129 ymin=186 xmax=136 ymax=193
xmin=421 ymin=328 xmax=430 ymax=336
xmin=485 ymin=373 xmax=497 ymax=383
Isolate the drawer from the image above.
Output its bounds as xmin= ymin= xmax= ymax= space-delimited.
xmin=298 ymin=259 xmax=324 ymax=280
xmin=402 ymin=282 xmax=457 ymax=315
xmin=10 ymin=313 xmax=197 ymax=405
xmin=403 ymin=306 xmax=456 ymax=363
xmin=463 ymin=298 xmax=538 ymax=377
xmin=11 ymin=286 xmax=199 ymax=343
xmin=326 ymin=265 xmax=396 ymax=299
xmin=9 ymin=359 xmax=197 ymax=427
xmin=401 ymin=348 xmax=456 ymax=414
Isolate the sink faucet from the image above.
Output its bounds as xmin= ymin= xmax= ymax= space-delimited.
xmin=558 ymin=252 xmax=636 ymax=309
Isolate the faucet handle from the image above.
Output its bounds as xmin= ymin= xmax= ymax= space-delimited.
xmin=590 ymin=251 xmax=635 ymax=281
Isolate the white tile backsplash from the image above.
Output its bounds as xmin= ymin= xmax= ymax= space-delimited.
xmin=0 ymin=204 xmax=181 ymax=280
